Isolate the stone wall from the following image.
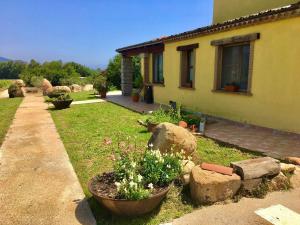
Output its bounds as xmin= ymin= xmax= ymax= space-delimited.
xmin=121 ymin=56 xmax=133 ymax=96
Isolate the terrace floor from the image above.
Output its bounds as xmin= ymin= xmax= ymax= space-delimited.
xmin=106 ymin=91 xmax=300 ymax=160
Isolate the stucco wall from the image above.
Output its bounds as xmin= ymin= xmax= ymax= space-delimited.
xmin=142 ymin=17 xmax=300 ymax=133
xmin=213 ymin=0 xmax=298 ymax=23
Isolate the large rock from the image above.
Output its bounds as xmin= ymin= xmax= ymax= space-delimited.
xmin=285 ymin=157 xmax=300 ymax=166
xmin=268 ymin=172 xmax=290 ymax=191
xmin=42 ymin=79 xmax=53 ymax=95
xmin=148 ymin=122 xmax=197 ymax=156
xmin=83 ymin=84 xmax=93 ymax=91
xmin=14 ymin=79 xmax=25 ymax=87
xmin=242 ymin=178 xmax=262 ymax=192
xmin=70 ymin=84 xmax=82 ymax=92
xmin=51 ymin=86 xmax=71 ymax=94
xmin=190 ymin=166 xmax=241 ymax=204
xmin=231 ymin=157 xmax=280 ymax=180
xmin=8 ymin=84 xmax=25 ymax=98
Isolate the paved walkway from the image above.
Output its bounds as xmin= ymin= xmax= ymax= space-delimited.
xmin=205 ymin=119 xmax=300 ymax=159
xmin=0 ymin=94 xmax=96 ymax=225
xmin=172 ymin=186 xmax=300 ymax=225
xmin=106 ymin=91 xmax=164 ymax=114
xmin=72 ymin=99 xmax=105 ymax=105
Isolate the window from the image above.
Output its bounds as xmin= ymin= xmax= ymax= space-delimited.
xmin=220 ymin=43 xmax=250 ymax=91
xmin=211 ymin=33 xmax=259 ymax=93
xmin=177 ymin=44 xmax=198 ymax=88
xmin=152 ymin=52 xmax=164 ymax=84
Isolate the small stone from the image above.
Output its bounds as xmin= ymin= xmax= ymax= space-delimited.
xmin=181 ymin=160 xmax=195 ymax=185
xmin=83 ymin=84 xmax=94 ymax=91
xmin=290 ymin=167 xmax=300 ymax=188
xmin=190 ymin=166 xmax=241 ymax=204
xmin=280 ymin=163 xmax=296 ymax=174
xmin=231 ymin=157 xmax=280 ymax=180
xmin=285 ymin=157 xmax=300 ymax=166
xmin=242 ymin=178 xmax=262 ymax=192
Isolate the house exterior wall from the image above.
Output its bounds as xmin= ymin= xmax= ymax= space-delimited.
xmin=213 ymin=0 xmax=298 ymax=23
xmin=141 ymin=17 xmax=300 ymax=134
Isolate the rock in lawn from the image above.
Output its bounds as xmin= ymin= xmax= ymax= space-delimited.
xmin=148 ymin=122 xmax=197 ymax=157
xmin=285 ymin=157 xmax=300 ymax=166
xmin=70 ymin=84 xmax=82 ymax=92
xmin=83 ymin=84 xmax=94 ymax=91
xmin=190 ymin=166 xmax=241 ymax=204
xmin=280 ymin=163 xmax=296 ymax=174
xmin=181 ymin=160 xmax=196 ymax=185
xmin=231 ymin=157 xmax=280 ymax=180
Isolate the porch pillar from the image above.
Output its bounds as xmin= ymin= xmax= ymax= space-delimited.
xmin=140 ymin=53 xmax=150 ymax=83
xmin=121 ymin=55 xmax=133 ymax=96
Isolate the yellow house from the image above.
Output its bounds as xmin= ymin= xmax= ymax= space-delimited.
xmin=117 ymin=0 xmax=300 ymax=134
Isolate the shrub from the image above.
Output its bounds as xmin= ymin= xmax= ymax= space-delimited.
xmin=0 ymin=80 xmax=12 ymax=90
xmin=45 ymin=94 xmax=72 ymax=103
xmin=93 ymin=75 xmax=107 ymax=93
xmin=145 ymin=107 xmax=181 ymax=125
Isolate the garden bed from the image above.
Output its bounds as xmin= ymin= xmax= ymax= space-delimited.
xmin=50 ymin=102 xmax=256 ymax=224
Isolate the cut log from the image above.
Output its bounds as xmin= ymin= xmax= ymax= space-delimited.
xmin=231 ymin=157 xmax=280 ymax=180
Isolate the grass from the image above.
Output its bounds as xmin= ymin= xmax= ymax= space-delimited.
xmin=0 ymin=80 xmax=13 ymax=91
xmin=69 ymin=91 xmax=98 ymax=101
xmin=50 ymin=102 xmax=256 ymax=225
xmin=0 ymin=98 xmax=22 ymax=145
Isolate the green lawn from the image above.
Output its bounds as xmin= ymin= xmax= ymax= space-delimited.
xmin=0 ymin=80 xmax=13 ymax=91
xmin=50 ymin=102 xmax=255 ymax=225
xmin=0 ymin=98 xmax=22 ymax=145
xmin=69 ymin=91 xmax=98 ymax=101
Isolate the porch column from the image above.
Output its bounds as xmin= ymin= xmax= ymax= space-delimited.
xmin=140 ymin=53 xmax=150 ymax=83
xmin=121 ymin=55 xmax=133 ymax=96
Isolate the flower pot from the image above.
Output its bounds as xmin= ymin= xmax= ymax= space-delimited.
xmin=147 ymin=122 xmax=158 ymax=132
xmin=88 ymin=176 xmax=170 ymax=216
xmin=100 ymin=91 xmax=107 ymax=99
xmin=178 ymin=121 xmax=188 ymax=128
xmin=224 ymin=85 xmax=239 ymax=92
xmin=132 ymin=95 xmax=140 ymax=102
xmin=52 ymin=99 xmax=73 ymax=109
xmin=189 ymin=124 xmax=198 ymax=133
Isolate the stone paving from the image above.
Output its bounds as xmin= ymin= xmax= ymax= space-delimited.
xmin=71 ymin=99 xmax=105 ymax=105
xmin=205 ymin=119 xmax=300 ymax=159
xmin=106 ymin=91 xmax=165 ymax=114
xmin=0 ymin=94 xmax=96 ymax=225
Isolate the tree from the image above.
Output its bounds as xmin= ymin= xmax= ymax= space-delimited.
xmin=0 ymin=61 xmax=26 ymax=79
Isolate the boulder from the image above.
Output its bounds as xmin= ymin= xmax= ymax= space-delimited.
xmin=242 ymin=178 xmax=262 ymax=192
xmin=181 ymin=160 xmax=195 ymax=185
xmin=280 ymin=163 xmax=296 ymax=174
xmin=42 ymin=79 xmax=53 ymax=95
xmin=83 ymin=84 xmax=93 ymax=91
xmin=231 ymin=157 xmax=280 ymax=180
xmin=190 ymin=166 xmax=241 ymax=204
xmin=70 ymin=84 xmax=82 ymax=92
xmin=268 ymin=172 xmax=290 ymax=191
xmin=148 ymin=122 xmax=197 ymax=157
xmin=14 ymin=79 xmax=25 ymax=87
xmin=8 ymin=84 xmax=25 ymax=98
xmin=285 ymin=157 xmax=300 ymax=166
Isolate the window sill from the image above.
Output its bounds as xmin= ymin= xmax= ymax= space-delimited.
xmin=152 ymin=83 xmax=165 ymax=87
xmin=178 ymin=86 xmax=195 ymax=90
xmin=212 ymin=89 xmax=253 ymax=96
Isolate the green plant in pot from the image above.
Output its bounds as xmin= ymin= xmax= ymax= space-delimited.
xmin=131 ymin=88 xmax=141 ymax=102
xmin=88 ymin=141 xmax=184 ymax=216
xmin=93 ymin=75 xmax=107 ymax=98
xmin=46 ymin=94 xmax=73 ymax=110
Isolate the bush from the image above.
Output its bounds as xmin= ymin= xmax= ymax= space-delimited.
xmin=45 ymin=94 xmax=72 ymax=103
xmin=145 ymin=107 xmax=181 ymax=125
xmin=93 ymin=75 xmax=107 ymax=93
xmin=8 ymin=83 xmax=24 ymax=98
xmin=0 ymin=80 xmax=12 ymax=90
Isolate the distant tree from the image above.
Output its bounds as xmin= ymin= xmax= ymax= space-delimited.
xmin=0 ymin=61 xmax=26 ymax=79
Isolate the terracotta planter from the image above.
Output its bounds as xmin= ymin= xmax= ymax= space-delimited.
xmin=88 ymin=177 xmax=170 ymax=216
xmin=132 ymin=95 xmax=140 ymax=102
xmin=100 ymin=91 xmax=107 ymax=99
xmin=224 ymin=85 xmax=239 ymax=92
xmin=178 ymin=121 xmax=188 ymax=128
xmin=52 ymin=100 xmax=73 ymax=109
xmin=147 ymin=122 xmax=158 ymax=132
xmin=189 ymin=124 xmax=198 ymax=133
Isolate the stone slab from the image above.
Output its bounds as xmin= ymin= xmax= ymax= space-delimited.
xmin=231 ymin=157 xmax=280 ymax=180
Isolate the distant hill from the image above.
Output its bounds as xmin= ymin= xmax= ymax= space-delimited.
xmin=0 ymin=57 xmax=11 ymax=62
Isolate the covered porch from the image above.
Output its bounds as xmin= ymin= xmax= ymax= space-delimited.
xmin=116 ymin=40 xmax=164 ymax=98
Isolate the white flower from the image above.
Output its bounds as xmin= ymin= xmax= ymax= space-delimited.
xmin=167 ymin=164 xmax=171 ymax=169
xmin=148 ymin=183 xmax=154 ymax=189
xmin=149 ymin=143 xmax=154 ymax=148
xmin=137 ymin=174 xmax=143 ymax=182
xmin=115 ymin=182 xmax=121 ymax=191
xmin=129 ymin=172 xmax=134 ymax=180
xmin=131 ymin=162 xmax=136 ymax=168
xmin=129 ymin=181 xmax=136 ymax=187
xmin=166 ymin=174 xmax=169 ymax=178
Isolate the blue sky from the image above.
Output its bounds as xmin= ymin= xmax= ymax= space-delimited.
xmin=0 ymin=0 xmax=213 ymax=68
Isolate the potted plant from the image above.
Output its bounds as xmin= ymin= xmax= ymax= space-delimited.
xmin=131 ymin=88 xmax=140 ymax=102
xmin=46 ymin=94 xmax=73 ymax=110
xmin=224 ymin=82 xmax=240 ymax=92
xmin=93 ymin=75 xmax=107 ymax=98
xmin=88 ymin=146 xmax=183 ymax=216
